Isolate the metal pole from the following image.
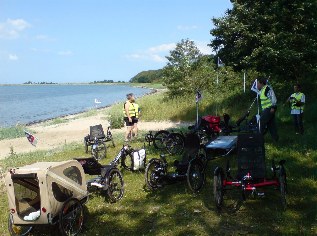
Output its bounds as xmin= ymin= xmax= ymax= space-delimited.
xmin=243 ymin=72 xmax=246 ymax=93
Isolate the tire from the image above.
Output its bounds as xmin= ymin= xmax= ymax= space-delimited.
xmin=145 ymin=158 xmax=166 ymax=190
xmin=92 ymin=140 xmax=107 ymax=160
xmin=279 ymin=169 xmax=287 ymax=210
xmin=84 ymin=139 xmax=89 ymax=154
xmin=59 ymin=198 xmax=84 ymax=236
xmin=165 ymin=133 xmax=185 ymax=155
xmin=187 ymin=159 xmax=205 ymax=193
xmin=213 ymin=167 xmax=224 ymax=210
xmin=106 ymin=168 xmax=124 ymax=203
xmin=153 ymin=130 xmax=170 ymax=150
xmin=121 ymin=152 xmax=133 ymax=171
xmin=8 ymin=214 xmax=33 ymax=236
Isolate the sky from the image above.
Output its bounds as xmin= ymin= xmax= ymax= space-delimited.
xmin=0 ymin=0 xmax=232 ymax=84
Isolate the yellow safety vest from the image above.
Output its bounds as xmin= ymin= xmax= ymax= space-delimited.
xmin=133 ymin=103 xmax=140 ymax=118
xmin=260 ymin=85 xmax=273 ymax=110
xmin=123 ymin=101 xmax=135 ymax=117
xmin=291 ymin=92 xmax=304 ymax=111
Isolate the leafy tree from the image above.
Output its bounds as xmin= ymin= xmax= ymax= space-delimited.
xmin=163 ymin=39 xmax=205 ymax=97
xmin=210 ymin=0 xmax=317 ymax=83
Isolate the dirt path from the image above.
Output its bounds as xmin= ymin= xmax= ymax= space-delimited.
xmin=0 ymin=112 xmax=190 ymax=159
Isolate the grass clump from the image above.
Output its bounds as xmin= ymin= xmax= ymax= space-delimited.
xmin=0 ymin=125 xmax=33 ymax=141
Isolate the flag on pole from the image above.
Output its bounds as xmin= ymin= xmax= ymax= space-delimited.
xmin=24 ymin=130 xmax=38 ymax=146
xmin=195 ymin=90 xmax=202 ymax=103
xmin=251 ymin=79 xmax=260 ymax=94
xmin=217 ymin=57 xmax=224 ymax=67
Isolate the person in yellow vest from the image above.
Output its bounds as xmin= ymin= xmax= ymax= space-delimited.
xmin=286 ymin=84 xmax=305 ymax=134
xmin=123 ymin=93 xmax=136 ymax=142
xmin=257 ymin=77 xmax=279 ymax=142
xmin=131 ymin=98 xmax=141 ymax=139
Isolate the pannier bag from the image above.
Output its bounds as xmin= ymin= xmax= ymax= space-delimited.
xmin=132 ymin=149 xmax=146 ymax=170
xmin=202 ymin=115 xmax=221 ymax=133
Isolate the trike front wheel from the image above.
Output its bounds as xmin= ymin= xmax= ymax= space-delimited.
xmin=187 ymin=159 xmax=205 ymax=193
xmin=107 ymin=168 xmax=124 ymax=203
xmin=145 ymin=158 xmax=166 ymax=190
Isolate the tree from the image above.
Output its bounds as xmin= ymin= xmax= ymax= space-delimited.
xmin=210 ymin=0 xmax=317 ymax=82
xmin=163 ymin=39 xmax=204 ymax=97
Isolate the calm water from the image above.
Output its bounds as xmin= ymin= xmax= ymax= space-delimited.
xmin=0 ymin=85 xmax=151 ymax=127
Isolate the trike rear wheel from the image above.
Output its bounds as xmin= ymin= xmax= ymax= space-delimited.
xmin=59 ymin=198 xmax=84 ymax=236
xmin=187 ymin=159 xmax=205 ymax=193
xmin=8 ymin=214 xmax=33 ymax=236
xmin=145 ymin=158 xmax=166 ymax=190
xmin=166 ymin=133 xmax=185 ymax=155
xmin=92 ymin=141 xmax=107 ymax=160
xmin=107 ymin=168 xmax=124 ymax=203
xmin=153 ymin=130 xmax=169 ymax=150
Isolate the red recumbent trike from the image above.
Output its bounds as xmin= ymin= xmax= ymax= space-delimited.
xmin=213 ymin=133 xmax=287 ymax=211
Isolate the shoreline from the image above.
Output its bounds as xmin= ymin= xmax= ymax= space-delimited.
xmin=1 ymin=86 xmax=159 ymax=128
xmin=0 ymin=88 xmax=186 ymax=160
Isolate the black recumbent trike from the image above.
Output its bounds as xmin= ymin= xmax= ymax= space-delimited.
xmin=213 ymin=133 xmax=287 ymax=211
xmin=84 ymin=124 xmax=115 ymax=160
xmin=145 ymin=132 xmax=206 ymax=193
xmin=76 ymin=143 xmax=146 ymax=203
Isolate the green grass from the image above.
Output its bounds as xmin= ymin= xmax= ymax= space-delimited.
xmin=0 ymin=91 xmax=316 ymax=235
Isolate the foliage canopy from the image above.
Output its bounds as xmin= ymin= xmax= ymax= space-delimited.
xmin=210 ymin=0 xmax=317 ymax=83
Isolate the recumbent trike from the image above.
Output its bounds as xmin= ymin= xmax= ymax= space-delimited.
xmin=84 ymin=124 xmax=115 ymax=160
xmin=213 ymin=133 xmax=287 ymax=210
xmin=145 ymin=132 xmax=206 ymax=193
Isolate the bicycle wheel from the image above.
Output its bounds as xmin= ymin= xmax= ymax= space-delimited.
xmin=8 ymin=214 xmax=33 ymax=236
xmin=187 ymin=159 xmax=205 ymax=193
xmin=59 ymin=198 xmax=84 ymax=236
xmin=106 ymin=168 xmax=124 ymax=203
xmin=92 ymin=140 xmax=107 ymax=160
xmin=213 ymin=167 xmax=224 ymax=210
xmin=279 ymin=169 xmax=287 ymax=210
xmin=145 ymin=158 xmax=166 ymax=190
xmin=121 ymin=152 xmax=133 ymax=171
xmin=166 ymin=133 xmax=185 ymax=155
xmin=153 ymin=130 xmax=170 ymax=150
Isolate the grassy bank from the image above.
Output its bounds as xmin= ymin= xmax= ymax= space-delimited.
xmin=0 ymin=89 xmax=316 ymax=235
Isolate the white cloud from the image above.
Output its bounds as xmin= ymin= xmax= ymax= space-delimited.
xmin=177 ymin=25 xmax=198 ymax=31
xmin=0 ymin=18 xmax=31 ymax=39
xmin=148 ymin=43 xmax=176 ymax=53
xmin=58 ymin=50 xmax=73 ymax=56
xmin=125 ymin=43 xmax=176 ymax=63
xmin=9 ymin=54 xmax=18 ymax=61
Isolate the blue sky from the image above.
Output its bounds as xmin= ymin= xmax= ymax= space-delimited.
xmin=0 ymin=0 xmax=232 ymax=84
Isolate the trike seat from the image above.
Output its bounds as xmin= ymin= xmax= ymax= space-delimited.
xmin=75 ymin=157 xmax=104 ymax=175
xmin=236 ymin=133 xmax=266 ymax=179
xmin=88 ymin=124 xmax=105 ymax=141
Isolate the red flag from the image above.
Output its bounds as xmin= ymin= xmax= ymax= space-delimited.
xmin=24 ymin=131 xmax=38 ymax=146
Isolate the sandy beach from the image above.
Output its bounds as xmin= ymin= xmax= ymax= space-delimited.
xmin=0 ymin=107 xmax=189 ymax=159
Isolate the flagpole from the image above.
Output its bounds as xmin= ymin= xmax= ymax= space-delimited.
xmin=243 ymin=72 xmax=246 ymax=93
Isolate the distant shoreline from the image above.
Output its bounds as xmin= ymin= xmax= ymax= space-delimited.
xmin=22 ymin=87 xmax=158 ymax=127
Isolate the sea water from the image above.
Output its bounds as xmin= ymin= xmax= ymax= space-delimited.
xmin=0 ymin=84 xmax=151 ymax=127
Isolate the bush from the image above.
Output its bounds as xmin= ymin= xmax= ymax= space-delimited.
xmin=108 ymin=110 xmax=124 ymax=129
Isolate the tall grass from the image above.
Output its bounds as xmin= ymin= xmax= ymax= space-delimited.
xmin=0 ymin=125 xmax=33 ymax=141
